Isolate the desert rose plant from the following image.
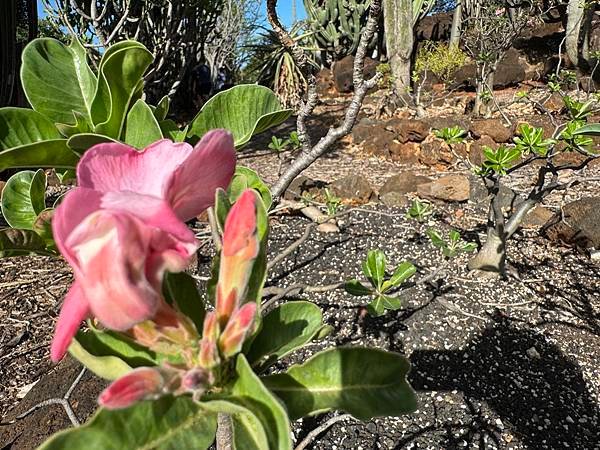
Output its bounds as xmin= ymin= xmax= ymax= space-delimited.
xmin=39 ymin=137 xmax=417 ymax=449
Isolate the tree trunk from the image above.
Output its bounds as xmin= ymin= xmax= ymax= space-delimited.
xmin=566 ymin=0 xmax=585 ymax=67
xmin=581 ymin=3 xmax=596 ymax=66
xmin=450 ymin=1 xmax=462 ymax=47
xmin=474 ymin=71 xmax=493 ymax=117
xmin=468 ymin=229 xmax=506 ymax=275
xmin=383 ymin=0 xmax=414 ymax=91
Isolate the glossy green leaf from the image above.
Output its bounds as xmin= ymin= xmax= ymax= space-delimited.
xmin=160 ymin=120 xmax=187 ymax=142
xmin=386 ymin=261 xmax=416 ymax=289
xmin=572 ymin=123 xmax=600 ymax=136
xmin=262 ymin=347 xmax=417 ymax=420
xmin=210 ymin=355 xmax=292 ymax=450
xmin=91 ymin=41 xmax=153 ymax=139
xmin=154 ymin=95 xmax=170 ymax=121
xmin=0 ymin=107 xmax=61 ymax=150
xmin=228 ymin=166 xmax=273 ymax=211
xmin=362 ymin=250 xmax=386 ymax=289
xmin=367 ymin=295 xmax=402 ymax=317
xmin=0 ymin=139 xmax=78 ymax=172
xmin=0 ymin=228 xmax=51 ymax=257
xmin=187 ymin=85 xmax=293 ymax=148
xmin=163 ymin=272 xmax=206 ymax=333
xmin=21 ymin=38 xmax=96 ymax=127
xmin=69 ymin=329 xmax=157 ymax=380
xmin=66 ymin=133 xmax=119 ymax=155
xmin=246 ymin=301 xmax=324 ymax=371
xmin=38 ymin=396 xmax=217 ymax=450
xmin=1 ymin=169 xmax=46 ymax=229
xmin=203 ymin=400 xmax=269 ymax=450
xmin=124 ymin=99 xmax=163 ymax=149
xmin=344 ymin=280 xmax=373 ymax=296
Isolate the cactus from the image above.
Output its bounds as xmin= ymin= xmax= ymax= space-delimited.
xmin=303 ymin=0 xmax=374 ymax=62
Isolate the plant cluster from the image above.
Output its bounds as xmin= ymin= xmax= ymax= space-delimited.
xmin=0 ymin=37 xmax=292 ymax=257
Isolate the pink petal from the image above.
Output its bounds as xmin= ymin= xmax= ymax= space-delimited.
xmin=98 ymin=367 xmax=164 ymax=409
xmin=53 ymin=188 xmax=103 ymax=270
xmin=77 ymin=140 xmax=192 ymax=199
xmin=67 ymin=211 xmax=161 ymax=331
xmin=50 ymin=283 xmax=90 ymax=362
xmin=219 ymin=302 xmax=257 ymax=357
xmin=167 ymin=130 xmax=236 ymax=221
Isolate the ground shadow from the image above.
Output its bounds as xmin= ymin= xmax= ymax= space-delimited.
xmin=404 ymin=317 xmax=599 ymax=449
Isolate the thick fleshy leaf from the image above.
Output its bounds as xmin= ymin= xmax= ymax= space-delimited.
xmin=262 ymin=347 xmax=417 ymax=420
xmin=38 ymin=396 xmax=217 ymax=450
xmin=187 ymin=84 xmax=293 ymax=148
xmin=68 ymin=336 xmax=133 ymax=381
xmin=0 ymin=139 xmax=78 ymax=172
xmin=0 ymin=107 xmax=61 ymax=149
xmin=124 ymin=99 xmax=163 ymax=149
xmin=572 ymin=123 xmax=600 ymax=137
xmin=228 ymin=166 xmax=273 ymax=210
xmin=344 ymin=280 xmax=373 ymax=296
xmin=208 ymin=354 xmax=292 ymax=450
xmin=163 ymin=272 xmax=206 ymax=333
xmin=1 ymin=169 xmax=46 ymax=229
xmin=154 ymin=96 xmax=170 ymax=121
xmin=246 ymin=301 xmax=324 ymax=372
xmin=91 ymin=41 xmax=153 ymax=138
xmin=0 ymin=228 xmax=51 ymax=257
xmin=66 ymin=133 xmax=119 ymax=155
xmin=160 ymin=120 xmax=187 ymax=142
xmin=70 ymin=328 xmax=157 ymax=379
xmin=367 ymin=295 xmax=402 ymax=317
xmin=203 ymin=400 xmax=269 ymax=450
xmin=21 ymin=38 xmax=96 ymax=126
xmin=362 ymin=250 xmax=386 ymax=290
xmin=382 ymin=261 xmax=416 ymax=291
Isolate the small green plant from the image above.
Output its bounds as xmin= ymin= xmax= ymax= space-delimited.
xmin=480 ymin=145 xmax=521 ymax=176
xmin=288 ymin=131 xmax=301 ymax=150
xmin=479 ymin=89 xmax=493 ymax=103
xmin=406 ymin=198 xmax=434 ymax=223
xmin=345 ymin=250 xmax=416 ymax=316
xmin=427 ymin=229 xmax=477 ymax=258
xmin=324 ymin=188 xmax=341 ymax=216
xmin=414 ymin=41 xmax=467 ymax=85
xmin=515 ymin=90 xmax=529 ymax=99
xmin=513 ymin=124 xmax=555 ymax=157
xmin=268 ymin=136 xmax=288 ymax=152
xmin=434 ymin=126 xmax=467 ymax=144
xmin=376 ymin=63 xmax=394 ymax=89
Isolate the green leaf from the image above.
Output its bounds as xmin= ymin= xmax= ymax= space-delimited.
xmin=69 ymin=329 xmax=157 ymax=380
xmin=344 ymin=280 xmax=373 ymax=296
xmin=426 ymin=228 xmax=445 ymax=248
xmin=32 ymin=208 xmax=56 ymax=250
xmin=449 ymin=230 xmax=461 ymax=243
xmin=209 ymin=354 xmax=292 ymax=450
xmin=124 ymin=99 xmax=163 ymax=149
xmin=38 ymin=396 xmax=217 ymax=450
xmin=21 ymin=37 xmax=96 ymax=127
xmin=572 ymin=123 xmax=600 ymax=136
xmin=1 ymin=169 xmax=46 ymax=229
xmin=91 ymin=41 xmax=153 ymax=139
xmin=246 ymin=301 xmax=324 ymax=371
xmin=0 ymin=228 xmax=50 ymax=257
xmin=187 ymin=85 xmax=293 ymax=148
xmin=160 ymin=120 xmax=187 ymax=142
xmin=0 ymin=139 xmax=78 ymax=172
xmin=203 ymin=400 xmax=269 ymax=450
xmin=363 ymin=250 xmax=386 ymax=289
xmin=262 ymin=347 xmax=417 ymax=420
xmin=0 ymin=107 xmax=61 ymax=150
xmin=367 ymin=295 xmax=402 ymax=317
xmin=387 ymin=261 xmax=417 ymax=288
xmin=163 ymin=272 xmax=206 ymax=333
xmin=66 ymin=133 xmax=119 ymax=155
xmin=228 ymin=166 xmax=273 ymax=211
xmin=154 ymin=95 xmax=170 ymax=121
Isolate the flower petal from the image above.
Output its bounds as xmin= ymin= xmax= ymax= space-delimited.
xmin=77 ymin=140 xmax=193 ymax=198
xmin=167 ymin=130 xmax=236 ymax=221
xmin=50 ymin=282 xmax=89 ymax=362
xmin=219 ymin=303 xmax=257 ymax=358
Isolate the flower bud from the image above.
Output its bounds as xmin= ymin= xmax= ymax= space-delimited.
xmin=218 ymin=303 xmax=257 ymax=358
xmin=98 ymin=367 xmax=163 ymax=409
xmin=198 ymin=312 xmax=220 ymax=369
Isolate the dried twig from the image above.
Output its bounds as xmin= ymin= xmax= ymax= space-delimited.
xmin=295 ymin=414 xmax=356 ymax=450
xmin=262 ymin=282 xmax=344 ymax=309
xmin=267 ymin=223 xmax=317 ymax=271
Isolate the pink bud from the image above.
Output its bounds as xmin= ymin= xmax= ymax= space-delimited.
xmin=218 ymin=303 xmax=257 ymax=358
xmin=181 ymin=367 xmax=212 ymax=392
xmin=98 ymin=367 xmax=163 ymax=409
xmin=216 ymin=190 xmax=259 ymax=326
xmin=198 ymin=312 xmax=220 ymax=368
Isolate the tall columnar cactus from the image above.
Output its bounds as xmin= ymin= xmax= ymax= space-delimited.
xmin=303 ymin=0 xmax=374 ymax=62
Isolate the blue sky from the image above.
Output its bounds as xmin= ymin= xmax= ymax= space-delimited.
xmin=38 ymin=1 xmax=306 ymax=29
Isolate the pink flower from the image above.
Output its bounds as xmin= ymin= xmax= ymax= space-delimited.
xmin=50 ymin=131 xmax=236 ymax=362
xmin=219 ymin=302 xmax=257 ymax=357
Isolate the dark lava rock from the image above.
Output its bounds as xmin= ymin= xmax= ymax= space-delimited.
xmin=543 ymin=197 xmax=600 ymax=249
xmin=417 ymin=174 xmax=470 ymax=202
xmin=330 ymin=174 xmax=374 ymax=202
xmin=470 ymin=119 xmax=513 ymax=143
xmin=379 ymin=172 xmax=432 ymax=206
xmin=333 ymin=55 xmax=379 ymax=93
xmin=284 ymin=175 xmax=328 ymax=201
